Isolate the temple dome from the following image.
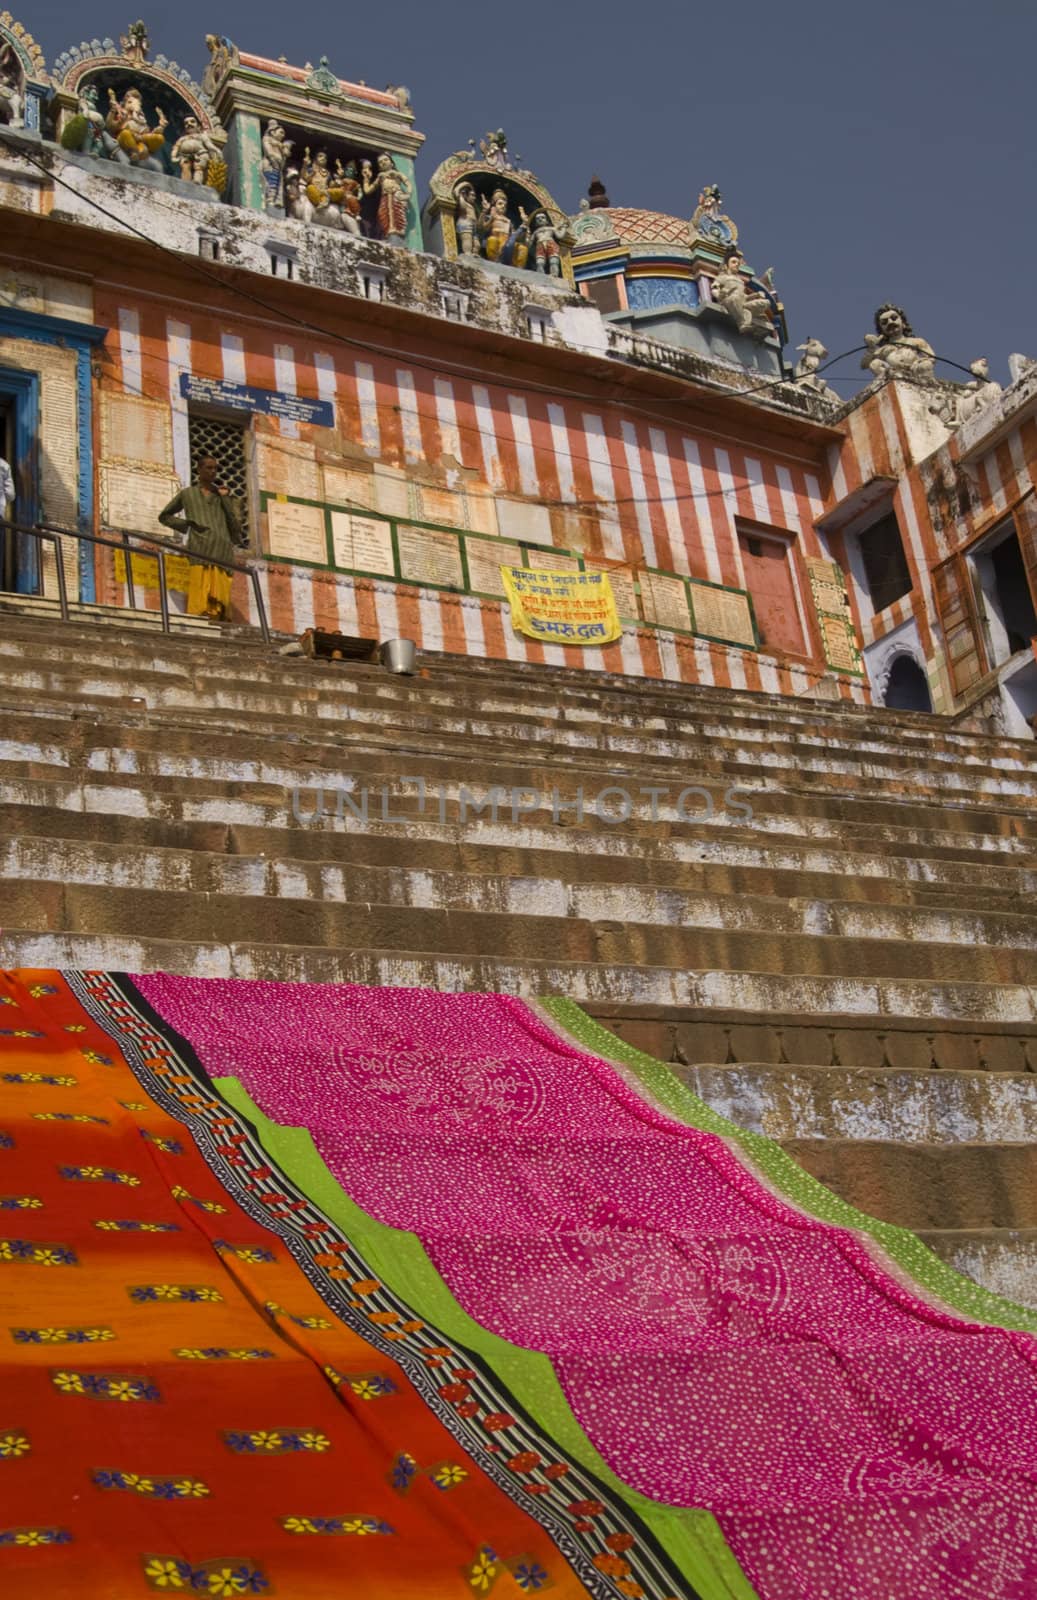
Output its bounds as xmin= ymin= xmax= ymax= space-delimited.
xmin=593 ymin=207 xmax=690 ymax=246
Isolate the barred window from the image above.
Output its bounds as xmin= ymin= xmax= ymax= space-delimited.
xmin=187 ymin=413 xmax=250 ymax=537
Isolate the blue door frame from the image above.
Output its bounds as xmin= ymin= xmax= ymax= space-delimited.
xmin=0 ymin=307 xmax=108 ymax=600
xmin=0 ymin=363 xmax=40 ymax=593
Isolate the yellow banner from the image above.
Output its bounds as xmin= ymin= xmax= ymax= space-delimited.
xmin=501 ymin=565 xmax=622 ymax=645
xmin=113 ymin=549 xmax=192 ymax=594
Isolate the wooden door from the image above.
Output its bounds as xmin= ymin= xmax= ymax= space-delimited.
xmin=738 ymin=532 xmax=806 ymax=656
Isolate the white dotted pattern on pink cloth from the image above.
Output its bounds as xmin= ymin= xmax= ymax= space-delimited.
xmin=134 ymin=975 xmax=1037 ymax=1600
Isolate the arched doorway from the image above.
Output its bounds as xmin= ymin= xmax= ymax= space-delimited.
xmin=883 ymin=654 xmax=932 ymax=713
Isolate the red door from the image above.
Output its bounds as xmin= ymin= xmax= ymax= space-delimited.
xmin=738 ymin=532 xmax=807 ymax=657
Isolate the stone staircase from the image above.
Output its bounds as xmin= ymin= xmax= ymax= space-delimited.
xmin=1 ymin=608 xmax=1035 ymax=1307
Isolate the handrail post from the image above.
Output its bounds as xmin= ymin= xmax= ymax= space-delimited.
xmin=52 ymin=530 xmax=69 ymax=623
xmin=249 ymin=564 xmax=270 ymax=643
xmin=156 ymin=546 xmax=171 ymax=634
xmin=122 ymin=531 xmax=137 ymax=611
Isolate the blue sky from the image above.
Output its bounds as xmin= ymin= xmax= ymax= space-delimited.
xmin=24 ymin=0 xmax=1035 ymax=396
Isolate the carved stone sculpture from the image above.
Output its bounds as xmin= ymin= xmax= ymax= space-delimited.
xmin=361 ymin=151 xmax=411 ymax=242
xmin=0 ymin=42 xmax=22 ymax=127
xmin=336 ymin=160 xmax=362 ymax=235
xmin=793 ymin=337 xmax=838 ymax=402
xmin=862 ymin=304 xmax=936 ymax=384
xmin=105 ymin=85 xmax=167 ymax=171
xmin=712 ymin=250 xmax=773 ymax=336
xmin=955 ymin=358 xmax=1003 ymax=423
xmin=691 ymin=183 xmax=737 ymax=246
xmin=170 ymin=115 xmax=221 ymax=184
xmin=202 ymin=33 xmax=238 ymax=97
xmin=260 ymin=119 xmax=292 ymax=209
xmin=454 ymin=180 xmax=478 ymax=255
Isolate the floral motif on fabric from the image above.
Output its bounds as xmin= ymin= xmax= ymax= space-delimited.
xmin=128 ymin=1284 xmax=223 ymax=1304
xmin=0 ymin=1525 xmax=71 ymax=1546
xmin=95 ymin=1219 xmax=180 ymax=1233
xmin=92 ymin=1469 xmax=210 ymax=1499
xmin=51 ymin=1370 xmax=160 ymax=1402
xmin=281 ymin=1515 xmax=394 ymax=1535
xmin=13 ymin=1326 xmax=115 ymax=1344
xmin=223 ymin=1429 xmax=331 ymax=1455
xmin=142 ymin=1555 xmax=269 ymax=1593
xmin=0 ymin=1237 xmax=77 ymax=1266
xmin=59 ymin=1165 xmax=140 ymax=1186
xmin=0 ymin=1429 xmax=30 ymax=1458
xmin=173 ymin=1346 xmax=276 ymax=1361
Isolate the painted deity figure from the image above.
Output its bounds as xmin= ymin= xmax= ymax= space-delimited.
xmin=520 ymin=207 xmax=569 ymax=277
xmin=336 ymin=160 xmax=362 ymax=234
xmin=712 ymin=250 xmax=773 ymax=335
xmin=105 ymin=85 xmax=167 ymax=171
xmin=361 ymin=152 xmax=411 ymax=242
xmin=479 ymin=188 xmax=513 ymax=260
xmin=75 ymin=84 xmax=106 ymax=152
xmin=455 ymin=181 xmax=478 ymax=255
xmin=170 ymin=116 xmax=221 ymax=184
xmin=862 ymin=304 xmax=935 ymax=383
xmin=300 ymin=148 xmax=345 ymax=227
xmin=260 ymin=119 xmax=292 ymax=209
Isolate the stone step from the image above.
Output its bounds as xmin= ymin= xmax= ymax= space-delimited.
xmin=4 ymin=758 xmax=1036 ymax=874
xmin=916 ymin=1230 xmax=1037 ymax=1309
xmin=9 ymin=875 xmax=1037 ymax=986
xmin=587 ymin=1006 xmax=1037 ymax=1075
xmin=4 ymin=667 xmax=1037 ymax=803
xmin=2 ymin=928 xmax=1034 ymax=1023
xmin=6 ymin=836 xmax=1036 ymax=953
xmin=4 ymin=793 xmax=1036 ymax=909
xmin=785 ymin=1138 xmax=1037 ymax=1231
xmin=670 ymin=1063 xmax=1037 ymax=1144
xmin=4 ymin=612 xmax=1036 ymax=761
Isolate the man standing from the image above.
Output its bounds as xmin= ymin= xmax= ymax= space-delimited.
xmin=0 ymin=449 xmax=14 ymax=591
xmin=0 ymin=450 xmax=13 ymax=522
xmin=159 ymin=455 xmax=246 ymax=619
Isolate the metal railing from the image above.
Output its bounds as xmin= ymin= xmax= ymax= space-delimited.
xmin=0 ymin=517 xmax=270 ymax=643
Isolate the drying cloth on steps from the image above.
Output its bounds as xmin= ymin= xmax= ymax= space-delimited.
xmin=131 ymin=973 xmax=1037 ymax=1600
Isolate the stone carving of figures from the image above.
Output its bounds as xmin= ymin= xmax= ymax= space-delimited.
xmin=479 ymin=128 xmax=510 ymax=169
xmin=361 ymin=152 xmax=411 ymax=242
xmin=105 ymin=86 xmax=168 ymax=171
xmin=479 ymin=188 xmax=512 ymax=260
xmin=202 ymin=34 xmax=237 ymax=97
xmin=691 ymin=183 xmax=736 ymax=246
xmin=520 ymin=206 xmax=570 ymax=278
xmin=794 ymin=337 xmax=838 ymax=401
xmin=170 ymin=116 xmax=221 ymax=184
xmin=712 ymin=249 xmax=773 ymax=336
xmin=955 ymin=358 xmax=1002 ymax=424
xmin=0 ymin=44 xmax=23 ymax=127
xmin=455 ymin=181 xmax=478 ymax=255
xmin=260 ymin=119 xmax=292 ymax=209
xmin=862 ymin=304 xmax=936 ymax=383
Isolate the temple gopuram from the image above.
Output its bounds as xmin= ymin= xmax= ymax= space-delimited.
xmin=0 ymin=16 xmax=1036 ymax=1600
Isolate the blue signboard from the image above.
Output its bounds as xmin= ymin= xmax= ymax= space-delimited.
xmin=179 ymin=373 xmax=334 ymax=429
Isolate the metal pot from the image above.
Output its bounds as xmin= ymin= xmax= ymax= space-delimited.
xmin=380 ymin=638 xmax=418 ymax=675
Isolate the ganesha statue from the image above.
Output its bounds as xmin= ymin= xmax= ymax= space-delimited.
xmin=105 ymin=85 xmax=167 ymax=171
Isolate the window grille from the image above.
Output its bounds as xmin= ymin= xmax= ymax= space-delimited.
xmin=187 ymin=413 xmax=251 ymax=538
